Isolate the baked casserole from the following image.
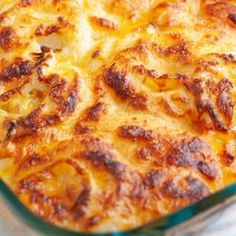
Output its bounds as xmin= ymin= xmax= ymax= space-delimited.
xmin=0 ymin=0 xmax=235 ymax=233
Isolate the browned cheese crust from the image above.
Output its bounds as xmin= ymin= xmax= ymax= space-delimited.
xmin=0 ymin=0 xmax=235 ymax=233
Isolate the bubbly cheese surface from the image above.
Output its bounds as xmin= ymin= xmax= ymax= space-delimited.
xmin=0 ymin=0 xmax=236 ymax=233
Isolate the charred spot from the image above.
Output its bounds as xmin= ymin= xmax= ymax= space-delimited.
xmin=83 ymin=102 xmax=106 ymax=121
xmin=35 ymin=18 xmax=69 ymax=36
xmin=18 ymin=160 xmax=89 ymax=221
xmin=104 ymin=66 xmax=147 ymax=109
xmin=223 ymin=141 xmax=236 ymax=166
xmin=0 ymin=87 xmax=21 ymax=101
xmin=166 ymin=137 xmax=217 ymax=180
xmin=35 ymin=24 xmax=58 ymax=36
xmin=133 ymin=65 xmax=158 ymax=78
xmin=84 ymin=150 xmax=125 ymax=180
xmin=49 ymin=75 xmax=67 ymax=101
xmin=43 ymin=114 xmax=61 ymax=126
xmin=0 ymin=59 xmax=33 ymax=82
xmin=81 ymin=136 xmax=112 ymax=152
xmin=19 ymin=107 xmax=43 ymax=131
xmin=5 ymin=121 xmax=16 ymax=140
xmin=204 ymin=0 xmax=236 ymax=27
xmin=40 ymin=45 xmax=50 ymax=53
xmin=160 ymin=42 xmax=191 ymax=62
xmin=47 ymin=75 xmax=79 ymax=114
xmin=196 ymin=161 xmax=216 ymax=180
xmin=92 ymin=50 xmax=100 ymax=58
xmin=64 ymin=91 xmax=78 ymax=113
xmin=15 ymin=107 xmax=62 ymax=139
xmin=86 ymin=215 xmax=102 ymax=228
xmin=21 ymin=0 xmax=34 ymax=7
xmin=71 ymin=187 xmax=90 ymax=219
xmin=75 ymin=123 xmax=92 ymax=135
xmin=118 ymin=125 xmax=155 ymax=141
xmin=143 ymin=169 xmax=165 ymax=188
xmin=53 ymin=0 xmax=61 ymax=4
xmin=198 ymin=100 xmax=228 ymax=131
xmin=0 ymin=26 xmax=18 ymax=51
xmin=139 ymin=147 xmax=152 ymax=159
xmin=90 ymin=16 xmax=118 ymax=30
xmin=19 ymin=153 xmax=50 ymax=169
xmin=0 ymin=12 xmax=7 ymax=24
xmin=31 ymin=193 xmax=68 ymax=221
xmin=184 ymin=176 xmax=210 ymax=200
xmin=18 ymin=177 xmax=41 ymax=193
xmin=161 ymin=179 xmax=181 ymax=198
xmin=161 ymin=176 xmax=210 ymax=201
xmin=32 ymin=46 xmax=51 ymax=68
xmin=218 ymin=54 xmax=236 ymax=63
xmin=138 ymin=139 xmax=169 ymax=160
xmin=228 ymin=13 xmax=236 ymax=24
xmin=6 ymin=60 xmax=33 ymax=78
xmin=216 ymin=79 xmax=233 ymax=121
xmin=185 ymin=78 xmax=233 ymax=132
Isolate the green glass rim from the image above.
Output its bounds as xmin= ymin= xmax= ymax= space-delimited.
xmin=0 ymin=180 xmax=235 ymax=236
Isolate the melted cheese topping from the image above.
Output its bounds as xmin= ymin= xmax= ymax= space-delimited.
xmin=0 ymin=0 xmax=236 ymax=233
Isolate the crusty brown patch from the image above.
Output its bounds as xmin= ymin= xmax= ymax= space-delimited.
xmin=118 ymin=125 xmax=156 ymax=142
xmin=15 ymin=106 xmax=61 ymax=138
xmin=71 ymin=187 xmax=90 ymax=219
xmin=0 ymin=26 xmax=19 ymax=51
xmin=19 ymin=153 xmax=51 ymax=169
xmin=137 ymin=134 xmax=218 ymax=180
xmin=159 ymin=41 xmax=191 ymax=62
xmin=143 ymin=169 xmax=165 ymax=188
xmin=222 ymin=140 xmax=236 ymax=166
xmin=35 ymin=17 xmax=69 ymax=36
xmin=228 ymin=13 xmax=236 ymax=24
xmin=17 ymin=159 xmax=90 ymax=223
xmin=90 ymin=16 xmax=119 ymax=30
xmin=0 ymin=87 xmax=20 ymax=101
xmin=217 ymin=79 xmax=234 ymax=119
xmin=166 ymin=137 xmax=217 ymax=180
xmin=185 ymin=78 xmax=234 ymax=132
xmin=132 ymin=65 xmax=158 ymax=78
xmin=75 ymin=123 xmax=93 ymax=135
xmin=138 ymin=139 xmax=170 ymax=160
xmin=161 ymin=176 xmax=210 ymax=201
xmin=8 ymin=75 xmax=79 ymax=139
xmin=204 ymin=0 xmax=236 ymax=27
xmin=83 ymin=150 xmax=125 ymax=180
xmin=104 ymin=65 xmax=147 ymax=109
xmin=5 ymin=121 xmax=17 ymax=140
xmin=83 ymin=102 xmax=106 ymax=122
xmin=0 ymin=58 xmax=33 ymax=83
xmin=48 ymin=75 xmax=79 ymax=113
xmin=21 ymin=0 xmax=34 ymax=7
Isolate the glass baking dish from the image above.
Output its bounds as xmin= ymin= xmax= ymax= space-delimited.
xmin=0 ymin=180 xmax=235 ymax=235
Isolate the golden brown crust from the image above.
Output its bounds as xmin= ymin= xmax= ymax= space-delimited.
xmin=35 ymin=17 xmax=70 ymax=36
xmin=0 ymin=26 xmax=19 ymax=51
xmin=104 ymin=65 xmax=148 ymax=109
xmin=204 ymin=0 xmax=236 ymax=27
xmin=185 ymin=78 xmax=234 ymax=132
xmin=90 ymin=17 xmax=119 ymax=30
xmin=0 ymin=58 xmax=33 ymax=82
xmin=0 ymin=0 xmax=235 ymax=233
xmin=83 ymin=102 xmax=106 ymax=122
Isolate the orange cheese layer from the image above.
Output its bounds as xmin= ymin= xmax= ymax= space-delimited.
xmin=0 ymin=0 xmax=235 ymax=233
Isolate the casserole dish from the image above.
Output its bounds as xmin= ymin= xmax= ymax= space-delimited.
xmin=0 ymin=0 xmax=236 ymax=234
xmin=0 ymin=180 xmax=235 ymax=235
